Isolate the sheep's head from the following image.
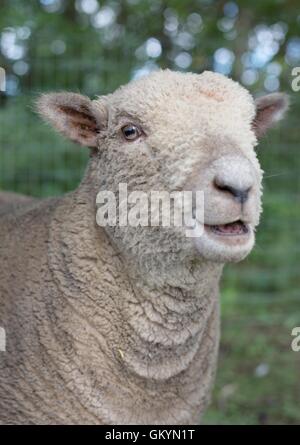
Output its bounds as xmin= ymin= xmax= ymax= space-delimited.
xmin=38 ymin=70 xmax=288 ymax=277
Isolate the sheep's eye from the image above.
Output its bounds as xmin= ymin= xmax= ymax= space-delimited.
xmin=121 ymin=124 xmax=141 ymax=141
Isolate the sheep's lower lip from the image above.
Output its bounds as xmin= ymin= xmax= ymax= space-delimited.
xmin=204 ymin=220 xmax=250 ymax=236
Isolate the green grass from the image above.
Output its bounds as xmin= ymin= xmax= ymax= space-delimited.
xmin=203 ymin=288 xmax=300 ymax=425
xmin=1 ymin=94 xmax=300 ymax=425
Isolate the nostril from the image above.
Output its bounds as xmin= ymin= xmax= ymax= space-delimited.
xmin=232 ymin=187 xmax=251 ymax=204
xmin=214 ymin=178 xmax=251 ymax=204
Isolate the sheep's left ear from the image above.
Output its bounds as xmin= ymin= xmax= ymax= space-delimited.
xmin=252 ymin=93 xmax=289 ymax=138
xmin=36 ymin=92 xmax=107 ymax=148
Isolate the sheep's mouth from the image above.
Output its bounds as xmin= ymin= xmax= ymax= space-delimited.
xmin=205 ymin=220 xmax=249 ymax=236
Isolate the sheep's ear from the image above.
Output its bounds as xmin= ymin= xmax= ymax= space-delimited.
xmin=252 ymin=93 xmax=289 ymax=138
xmin=36 ymin=92 xmax=107 ymax=148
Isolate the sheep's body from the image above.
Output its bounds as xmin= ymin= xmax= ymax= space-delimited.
xmin=0 ymin=178 xmax=221 ymax=424
xmin=0 ymin=70 xmax=288 ymax=424
xmin=0 ymin=191 xmax=36 ymax=216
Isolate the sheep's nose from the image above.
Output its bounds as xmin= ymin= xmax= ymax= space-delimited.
xmin=214 ymin=178 xmax=251 ymax=204
xmin=212 ymin=156 xmax=255 ymax=205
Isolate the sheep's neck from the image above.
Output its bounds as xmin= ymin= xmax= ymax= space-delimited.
xmin=52 ymin=183 xmax=222 ymax=376
xmin=116 ymin=260 xmax=221 ymax=380
xmin=49 ymin=185 xmax=222 ymax=422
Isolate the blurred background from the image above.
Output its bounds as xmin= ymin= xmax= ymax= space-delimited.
xmin=0 ymin=0 xmax=299 ymax=425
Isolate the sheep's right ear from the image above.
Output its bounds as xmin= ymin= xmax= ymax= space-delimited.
xmin=36 ymin=92 xmax=107 ymax=148
xmin=252 ymin=93 xmax=289 ymax=138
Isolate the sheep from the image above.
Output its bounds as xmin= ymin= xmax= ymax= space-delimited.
xmin=0 ymin=70 xmax=288 ymax=425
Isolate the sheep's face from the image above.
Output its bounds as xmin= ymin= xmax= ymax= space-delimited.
xmin=38 ymin=70 xmax=288 ymax=267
